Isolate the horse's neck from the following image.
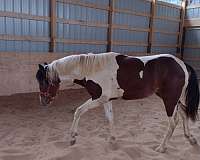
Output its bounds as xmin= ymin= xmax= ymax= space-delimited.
xmin=51 ymin=55 xmax=83 ymax=80
xmin=51 ymin=53 xmax=116 ymax=81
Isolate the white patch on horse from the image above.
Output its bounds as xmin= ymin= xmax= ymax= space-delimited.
xmin=139 ymin=70 xmax=143 ymax=79
xmin=157 ymin=54 xmax=188 ymax=106
xmin=136 ymin=54 xmax=169 ymax=66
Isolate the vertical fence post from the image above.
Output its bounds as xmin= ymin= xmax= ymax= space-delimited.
xmin=177 ymin=0 xmax=187 ymax=60
xmin=107 ymin=0 xmax=114 ymax=52
xmin=50 ymin=0 xmax=56 ymax=52
xmin=147 ymin=0 xmax=156 ymax=54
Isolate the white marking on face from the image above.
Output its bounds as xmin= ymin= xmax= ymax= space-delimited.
xmin=139 ymin=70 xmax=143 ymax=79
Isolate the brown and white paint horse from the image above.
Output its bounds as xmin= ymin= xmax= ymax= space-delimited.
xmin=36 ymin=52 xmax=199 ymax=152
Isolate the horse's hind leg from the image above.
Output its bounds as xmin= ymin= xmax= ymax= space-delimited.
xmin=155 ymin=85 xmax=182 ymax=152
xmin=178 ymin=102 xmax=197 ymax=145
xmin=155 ymin=104 xmax=179 ymax=153
xmin=155 ymin=75 xmax=186 ymax=152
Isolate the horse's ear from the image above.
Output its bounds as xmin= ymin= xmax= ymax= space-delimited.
xmin=38 ymin=64 xmax=44 ymax=70
xmin=44 ymin=62 xmax=48 ymax=65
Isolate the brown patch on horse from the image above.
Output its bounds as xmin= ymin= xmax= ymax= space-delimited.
xmin=74 ymin=79 xmax=102 ymax=100
xmin=109 ymin=97 xmax=118 ymax=101
xmin=116 ymin=55 xmax=185 ymax=117
xmin=116 ymin=55 xmax=148 ymax=99
xmin=153 ymin=57 xmax=185 ymax=116
xmin=73 ymin=78 xmax=86 ymax=87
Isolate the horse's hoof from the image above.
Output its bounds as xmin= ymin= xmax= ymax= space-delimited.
xmin=155 ymin=145 xmax=166 ymax=153
xmin=70 ymin=139 xmax=76 ymax=146
xmin=188 ymin=136 xmax=197 ymax=145
xmin=71 ymin=132 xmax=78 ymax=137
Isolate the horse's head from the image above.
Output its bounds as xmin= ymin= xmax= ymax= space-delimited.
xmin=36 ymin=63 xmax=61 ymax=106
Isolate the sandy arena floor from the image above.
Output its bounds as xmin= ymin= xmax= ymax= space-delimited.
xmin=0 ymin=89 xmax=200 ymax=160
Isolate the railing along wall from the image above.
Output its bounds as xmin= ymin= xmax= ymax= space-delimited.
xmin=0 ymin=0 xmax=50 ymax=52
xmin=183 ymin=0 xmax=200 ymax=79
xmin=0 ymin=0 xmax=183 ymax=55
xmin=150 ymin=0 xmax=182 ymax=55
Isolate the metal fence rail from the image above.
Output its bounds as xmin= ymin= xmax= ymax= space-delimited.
xmin=0 ymin=0 xmax=184 ymax=55
xmin=182 ymin=0 xmax=200 ymax=79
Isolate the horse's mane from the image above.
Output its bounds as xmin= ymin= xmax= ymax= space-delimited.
xmin=49 ymin=52 xmax=118 ymax=78
xmin=78 ymin=52 xmax=117 ymax=76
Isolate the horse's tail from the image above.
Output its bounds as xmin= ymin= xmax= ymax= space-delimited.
xmin=185 ymin=63 xmax=199 ymax=121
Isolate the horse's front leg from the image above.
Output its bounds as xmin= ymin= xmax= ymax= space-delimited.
xmin=70 ymin=98 xmax=102 ymax=145
xmin=104 ymin=101 xmax=116 ymax=142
